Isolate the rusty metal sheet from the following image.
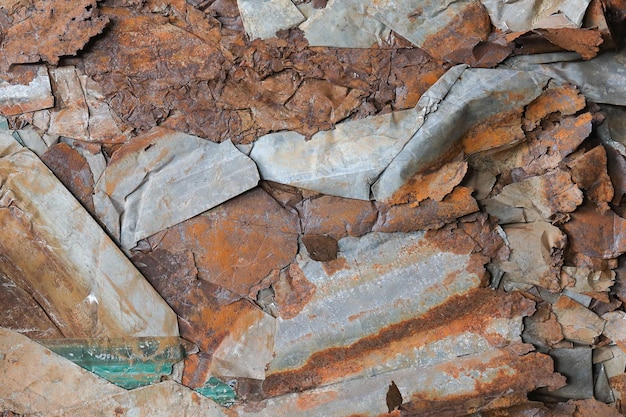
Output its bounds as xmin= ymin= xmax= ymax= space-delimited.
xmin=480 ymin=0 xmax=592 ymax=32
xmin=229 ymin=288 xmax=566 ymax=416
xmin=0 ymin=327 xmax=124 ymax=415
xmin=237 ymin=0 xmax=305 ymax=40
xmin=368 ymin=0 xmax=491 ymax=64
xmin=0 ymin=0 xmax=108 ymax=72
xmin=0 ymin=133 xmax=178 ymax=338
xmin=0 ymin=66 xmax=54 ymax=116
xmin=265 ymin=230 xmax=489 ymax=385
xmin=94 ymin=127 xmax=260 ymax=249
xmin=372 ymin=67 xmax=549 ymax=202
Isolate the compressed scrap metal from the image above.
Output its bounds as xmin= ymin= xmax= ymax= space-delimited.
xmin=94 ymin=127 xmax=260 ymax=249
xmin=4 ymin=0 xmax=626 ymax=415
xmin=0 ymin=132 xmax=178 ymax=338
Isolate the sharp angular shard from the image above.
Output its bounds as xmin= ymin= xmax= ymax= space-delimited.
xmin=0 ymin=134 xmax=178 ymax=338
xmin=94 ymin=127 xmax=260 ymax=249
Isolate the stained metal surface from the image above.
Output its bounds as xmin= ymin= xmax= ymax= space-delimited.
xmin=94 ymin=127 xmax=260 ymax=249
xmin=0 ymin=133 xmax=179 ymax=338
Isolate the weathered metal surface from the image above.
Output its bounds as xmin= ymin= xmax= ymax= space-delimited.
xmin=29 ymin=380 xmax=229 ymax=417
xmin=0 ymin=0 xmax=108 ymax=72
xmin=552 ymin=296 xmax=605 ymax=344
xmin=496 ymin=221 xmax=566 ymax=291
xmin=298 ymin=0 xmax=391 ymax=48
xmin=94 ymin=127 xmax=260 ymax=249
xmin=0 ymin=66 xmax=54 ymax=116
xmin=140 ymin=188 xmax=299 ymax=297
xmin=480 ymin=0 xmax=592 ymax=31
xmin=39 ymin=337 xmax=185 ymax=389
xmin=0 ymin=272 xmax=63 ymax=339
xmin=0 ymin=133 xmax=178 ymax=338
xmin=237 ymin=0 xmax=305 ymax=40
xmin=368 ymin=0 xmax=491 ymax=64
xmin=562 ymin=203 xmax=626 ymax=259
xmin=505 ymin=49 xmax=626 ymax=105
xmin=0 ymin=328 xmax=124 ymax=415
xmin=372 ymin=67 xmax=549 ymax=202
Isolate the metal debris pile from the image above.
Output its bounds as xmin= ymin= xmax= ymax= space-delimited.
xmin=2 ymin=0 xmax=626 ymax=416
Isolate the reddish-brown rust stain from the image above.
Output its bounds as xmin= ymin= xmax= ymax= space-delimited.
xmin=523 ymin=84 xmax=585 ymax=131
xmin=386 ymin=161 xmax=468 ymax=206
xmin=298 ymin=195 xmax=378 ymax=240
xmin=566 ymin=146 xmax=614 ymax=209
xmin=262 ymin=289 xmax=533 ymax=397
xmin=374 ymin=187 xmax=479 ymax=234
xmin=401 ymin=350 xmax=565 ymax=416
xmin=0 ymin=0 xmax=109 ymax=72
xmin=274 ymin=264 xmax=317 ymax=320
xmin=155 ymin=188 xmax=299 ymax=297
xmin=41 ymin=143 xmax=95 ymax=214
xmin=461 ymin=109 xmax=525 ymax=155
xmin=420 ymin=1 xmax=491 ymax=64
xmin=562 ymin=203 xmax=626 ymax=259
xmin=322 ymin=257 xmax=351 ymax=276
xmin=535 ymin=28 xmax=603 ymax=60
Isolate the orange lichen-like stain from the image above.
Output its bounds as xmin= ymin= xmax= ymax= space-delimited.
xmin=523 ymin=84 xmax=585 ymax=131
xmin=461 ymin=109 xmax=525 ymax=155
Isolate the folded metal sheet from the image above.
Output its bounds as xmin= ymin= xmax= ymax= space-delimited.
xmin=298 ymin=0 xmax=391 ymax=48
xmin=372 ymin=67 xmax=549 ymax=201
xmin=0 ymin=133 xmax=178 ymax=338
xmin=504 ymin=50 xmax=626 ymax=105
xmin=0 ymin=66 xmax=54 ymax=116
xmin=250 ymin=64 xmax=464 ymax=201
xmin=480 ymin=0 xmax=592 ymax=32
xmin=94 ymin=127 xmax=260 ymax=249
xmin=237 ymin=0 xmax=305 ymax=40
xmin=367 ymin=0 xmax=491 ymax=62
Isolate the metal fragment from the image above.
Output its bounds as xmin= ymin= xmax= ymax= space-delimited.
xmin=0 ymin=133 xmax=178 ymax=338
xmin=94 ymin=127 xmax=260 ymax=249
xmin=237 ymin=0 xmax=305 ymax=40
xmin=0 ymin=66 xmax=54 ymax=116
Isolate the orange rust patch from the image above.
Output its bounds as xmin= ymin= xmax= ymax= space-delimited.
xmin=566 ymin=146 xmax=614 ymax=210
xmin=374 ymin=187 xmax=479 ymax=233
xmin=274 ymin=264 xmax=317 ymax=320
xmin=461 ymin=109 xmax=525 ymax=155
xmin=535 ymin=27 xmax=603 ymax=60
xmin=386 ymin=161 xmax=468 ymax=206
xmin=523 ymin=84 xmax=585 ymax=131
xmin=420 ymin=1 xmax=491 ymax=64
xmin=403 ymin=350 xmax=565 ymax=416
xmin=322 ymin=257 xmax=350 ymax=276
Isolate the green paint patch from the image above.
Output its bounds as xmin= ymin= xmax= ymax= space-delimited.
xmin=39 ymin=337 xmax=185 ymax=389
xmin=194 ymin=377 xmax=237 ymax=406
